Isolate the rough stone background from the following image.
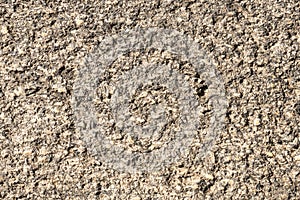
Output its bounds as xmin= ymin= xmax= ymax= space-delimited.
xmin=0 ymin=0 xmax=299 ymax=199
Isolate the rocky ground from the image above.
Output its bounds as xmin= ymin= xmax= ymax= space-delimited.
xmin=0 ymin=0 xmax=299 ymax=199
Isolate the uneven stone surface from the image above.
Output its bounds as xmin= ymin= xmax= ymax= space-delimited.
xmin=0 ymin=0 xmax=299 ymax=199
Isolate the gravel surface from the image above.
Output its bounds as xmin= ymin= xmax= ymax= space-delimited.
xmin=0 ymin=0 xmax=299 ymax=199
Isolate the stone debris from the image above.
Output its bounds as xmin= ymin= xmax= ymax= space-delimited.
xmin=0 ymin=0 xmax=299 ymax=199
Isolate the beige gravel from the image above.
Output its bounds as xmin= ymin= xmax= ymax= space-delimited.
xmin=0 ymin=0 xmax=299 ymax=199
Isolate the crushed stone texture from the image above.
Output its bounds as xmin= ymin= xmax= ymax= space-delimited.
xmin=0 ymin=0 xmax=299 ymax=199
